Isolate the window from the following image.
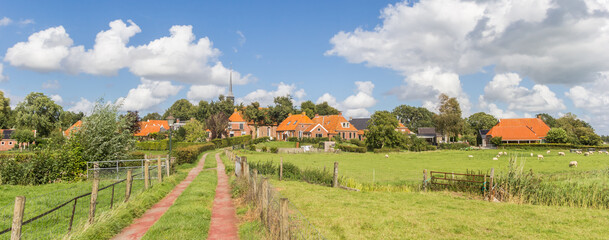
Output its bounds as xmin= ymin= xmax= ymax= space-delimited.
xmin=316 ymin=133 xmax=323 ymax=138
xmin=317 ymin=128 xmax=320 ymax=132
xmin=239 ymin=123 xmax=244 ymax=130
xmin=287 ymin=121 xmax=291 ymax=125
xmin=294 ymin=120 xmax=298 ymax=125
xmin=299 ymin=131 xmax=303 ymax=138
xmin=342 ymin=122 xmax=350 ymax=128
xmin=230 ymin=131 xmax=234 ymax=137
xmin=268 ymin=128 xmax=271 ymax=137
xmin=242 ymin=131 xmax=246 ymax=135
xmin=9 ymin=141 xmax=12 ymax=145
xmin=1 ymin=142 xmax=4 ymax=145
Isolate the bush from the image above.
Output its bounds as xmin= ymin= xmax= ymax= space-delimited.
xmin=438 ymin=143 xmax=469 ymax=150
xmin=252 ymin=136 xmax=270 ymax=144
xmin=490 ymin=136 xmax=503 ymax=146
xmin=337 ymin=144 xmax=367 ymax=153
xmin=373 ymin=148 xmax=401 ymax=153
xmin=282 ymin=162 xmax=301 ymax=179
xmin=270 ymin=147 xmax=278 ymax=153
xmin=210 ymin=135 xmax=252 ymax=148
xmin=174 ymin=143 xmax=215 ymax=164
xmin=127 ymin=151 xmax=146 ymax=159
xmin=349 ymin=139 xmax=366 ymax=147
xmin=501 ymin=143 xmax=609 ymax=150
xmin=261 ymin=146 xmax=268 ymax=152
xmin=426 ymin=145 xmax=438 ymax=151
xmin=286 ymin=137 xmax=298 ymax=142
xmin=249 ymin=144 xmax=257 ymax=151
xmin=249 ymin=161 xmax=277 ymax=175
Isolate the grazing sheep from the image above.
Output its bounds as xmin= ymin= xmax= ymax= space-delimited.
xmin=492 ymin=157 xmax=498 ymax=161
xmin=496 ymin=155 xmax=501 ymax=158
xmin=538 ymin=154 xmax=544 ymax=160
xmin=589 ymin=151 xmax=594 ymax=155
xmin=576 ymin=151 xmax=582 ymax=154
xmin=468 ymin=155 xmax=474 ymax=158
xmin=530 ymin=153 xmax=534 ymax=157
xmin=498 ymin=152 xmax=503 ymax=156
xmin=584 ymin=152 xmax=590 ymax=156
xmin=558 ymin=152 xmax=565 ymax=156
xmin=546 ymin=150 xmax=551 ymax=154
xmin=569 ymin=161 xmax=578 ymax=168
xmin=385 ymin=154 xmax=389 ymax=158
xmin=503 ymin=151 xmax=508 ymax=155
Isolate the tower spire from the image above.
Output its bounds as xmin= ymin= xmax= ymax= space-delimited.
xmin=227 ymin=65 xmax=235 ymax=102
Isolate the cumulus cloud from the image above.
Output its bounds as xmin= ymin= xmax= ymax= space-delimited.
xmin=187 ymin=84 xmax=226 ymax=102
xmin=42 ymin=80 xmax=60 ymax=89
xmin=0 ymin=17 xmax=11 ymax=26
xmin=50 ymin=94 xmax=63 ymax=104
xmin=0 ymin=64 xmax=7 ymax=82
xmin=5 ymin=20 xmax=252 ymax=86
xmin=116 ymin=78 xmax=182 ymax=111
xmin=68 ymin=98 xmax=95 ymax=113
xmin=565 ymin=72 xmax=609 ymax=134
xmin=316 ymin=81 xmax=377 ymax=118
xmin=478 ymin=96 xmax=518 ymax=119
xmin=482 ymin=73 xmax=565 ymax=112
xmin=238 ymin=82 xmax=306 ymax=106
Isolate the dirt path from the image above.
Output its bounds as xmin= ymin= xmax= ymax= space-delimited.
xmin=207 ymin=153 xmax=239 ymax=240
xmin=111 ymin=153 xmax=208 ymax=240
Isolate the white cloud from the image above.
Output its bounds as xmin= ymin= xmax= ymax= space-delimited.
xmin=116 ymin=78 xmax=182 ymax=111
xmin=5 ymin=20 xmax=252 ymax=87
xmin=238 ymin=82 xmax=306 ymax=107
xmin=316 ymin=81 xmax=377 ymax=118
xmin=478 ymin=96 xmax=518 ymax=119
xmin=0 ymin=64 xmax=7 ymax=82
xmin=50 ymin=94 xmax=63 ymax=104
xmin=236 ymin=30 xmax=246 ymax=46
xmin=0 ymin=17 xmax=11 ymax=26
xmin=4 ymin=26 xmax=73 ymax=71
xmin=41 ymin=80 xmax=60 ymax=89
xmin=68 ymin=98 xmax=95 ymax=114
xmin=482 ymin=73 xmax=565 ymax=112
xmin=187 ymin=84 xmax=226 ymax=102
xmin=19 ymin=19 xmax=34 ymax=25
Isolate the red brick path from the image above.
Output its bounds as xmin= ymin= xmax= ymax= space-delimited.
xmin=207 ymin=153 xmax=239 ymax=240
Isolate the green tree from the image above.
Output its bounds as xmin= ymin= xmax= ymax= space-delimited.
xmin=315 ymin=102 xmax=340 ymax=116
xmin=490 ymin=136 xmax=503 ymax=146
xmin=59 ymin=111 xmax=84 ymax=130
xmin=467 ymin=112 xmax=498 ymax=132
xmin=74 ymin=100 xmax=135 ymax=162
xmin=244 ymin=102 xmax=269 ymax=138
xmin=181 ymin=118 xmax=206 ymax=142
xmin=142 ymin=112 xmax=162 ymax=121
xmin=269 ymin=95 xmax=295 ymax=124
xmin=163 ymin=99 xmax=195 ymax=121
xmin=210 ymin=95 xmax=235 ymax=116
xmin=122 ymin=111 xmax=141 ymax=134
xmin=536 ymin=113 xmax=557 ymax=128
xmin=545 ymin=128 xmax=568 ymax=143
xmin=574 ymin=127 xmax=602 ymax=146
xmin=392 ymin=105 xmax=435 ymax=133
xmin=555 ymin=113 xmax=596 ymax=144
xmin=194 ymin=100 xmax=212 ymax=122
xmin=14 ymin=92 xmax=63 ymax=137
xmin=300 ymin=101 xmax=316 ymax=118
xmin=12 ymin=129 xmax=36 ymax=150
xmin=0 ymin=91 xmax=11 ymax=129
xmin=207 ymin=112 xmax=229 ymax=139
xmin=433 ymin=94 xmax=464 ymax=143
xmin=364 ymin=111 xmax=403 ymax=149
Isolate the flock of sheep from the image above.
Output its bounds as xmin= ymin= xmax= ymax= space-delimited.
xmin=467 ymin=149 xmax=608 ymax=168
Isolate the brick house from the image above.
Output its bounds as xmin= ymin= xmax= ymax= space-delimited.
xmin=486 ymin=118 xmax=550 ymax=144
xmin=276 ymin=112 xmax=315 ymax=140
xmin=228 ymin=109 xmax=251 ymax=137
xmin=311 ymin=113 xmax=359 ymax=140
xmin=63 ymin=120 xmax=83 ymax=137
xmin=276 ymin=112 xmax=359 ymax=140
xmin=1 ymin=129 xmax=37 ymax=151
xmin=134 ymin=120 xmax=170 ymax=138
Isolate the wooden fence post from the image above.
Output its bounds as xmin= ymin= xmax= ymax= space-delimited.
xmin=489 ymin=168 xmax=495 ymax=201
xmin=261 ymin=178 xmax=269 ymax=223
xmin=125 ymin=169 xmax=133 ymax=202
xmin=423 ymin=169 xmax=428 ymax=192
xmin=252 ymin=170 xmax=258 ymax=203
xmin=144 ymin=160 xmax=150 ymax=190
xmin=89 ymin=163 xmax=100 ymax=224
xmin=332 ymin=162 xmax=338 ymax=188
xmin=10 ymin=196 xmax=25 ymax=240
xmin=280 ymin=157 xmax=283 ymax=181
xmin=157 ymin=156 xmax=162 ymax=183
xmin=243 ymin=157 xmax=249 ymax=182
xmin=280 ymin=198 xmax=289 ymax=240
xmin=165 ymin=155 xmax=171 ymax=177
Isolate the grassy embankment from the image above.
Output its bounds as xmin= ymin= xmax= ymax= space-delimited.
xmin=255 ymin=141 xmax=296 ymax=149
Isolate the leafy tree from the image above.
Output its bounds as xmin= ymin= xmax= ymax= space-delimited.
xmin=163 ymin=99 xmax=195 ymax=121
xmin=74 ymin=100 xmax=135 ymax=162
xmin=12 ymin=129 xmax=36 ymax=150
xmin=14 ymin=92 xmax=63 ymax=137
xmin=467 ymin=112 xmax=498 ymax=132
xmin=181 ymin=118 xmax=207 ymax=142
xmin=409 ymin=135 xmax=430 ymax=152
xmin=300 ymin=101 xmax=316 ymax=119
xmin=315 ymin=102 xmax=340 ymax=116
xmin=490 ymin=136 xmax=503 ymax=146
xmin=122 ymin=111 xmax=141 ymax=134
xmin=269 ymin=95 xmax=295 ymax=124
xmin=433 ymin=94 xmax=464 ymax=143
xmin=555 ymin=113 xmax=597 ymax=144
xmin=59 ymin=111 xmax=84 ymax=130
xmin=206 ymin=112 xmax=229 ymax=139
xmin=392 ymin=105 xmax=435 ymax=133
xmin=0 ymin=91 xmax=11 ymax=129
xmin=545 ymin=128 xmax=568 ymax=143
xmin=536 ymin=113 xmax=557 ymax=128
xmin=244 ymin=102 xmax=269 ymax=138
xmin=194 ymin=100 xmax=212 ymax=122
xmin=574 ymin=127 xmax=602 ymax=146
xmin=364 ymin=111 xmax=403 ymax=149
xmin=175 ymin=127 xmax=187 ymax=142
xmin=142 ymin=112 xmax=162 ymax=121
xmin=210 ymin=95 xmax=235 ymax=117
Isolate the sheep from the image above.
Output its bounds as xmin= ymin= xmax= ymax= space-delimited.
xmin=468 ymin=155 xmax=474 ymax=158
xmin=498 ymin=152 xmax=503 ymax=156
xmin=492 ymin=157 xmax=498 ymax=161
xmin=576 ymin=151 xmax=582 ymax=154
xmin=530 ymin=153 xmax=534 ymax=157
xmin=584 ymin=152 xmax=590 ymax=156
xmin=589 ymin=151 xmax=594 ymax=155
xmin=537 ymin=154 xmax=544 ymax=160
xmin=569 ymin=161 xmax=578 ymax=167
xmin=496 ymin=155 xmax=501 ymax=158
xmin=558 ymin=152 xmax=565 ymax=156
xmin=546 ymin=150 xmax=551 ymax=154
xmin=503 ymin=151 xmax=508 ymax=155
xmin=385 ymin=154 xmax=389 ymax=158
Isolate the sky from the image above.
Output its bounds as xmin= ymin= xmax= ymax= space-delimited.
xmin=1 ymin=0 xmax=609 ymax=134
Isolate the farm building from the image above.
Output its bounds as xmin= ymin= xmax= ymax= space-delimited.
xmin=226 ymin=109 xmax=278 ymax=139
xmin=1 ymin=129 xmax=36 ymax=151
xmin=134 ymin=120 xmax=170 ymax=138
xmin=486 ymin=118 xmax=550 ymax=143
xmin=349 ymin=117 xmax=414 ymax=140
xmin=276 ymin=112 xmax=315 ymax=140
xmin=417 ymin=127 xmax=443 ymax=145
xmin=311 ymin=113 xmax=359 ymax=140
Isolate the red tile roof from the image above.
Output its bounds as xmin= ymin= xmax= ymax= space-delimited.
xmin=277 ymin=113 xmax=313 ymax=131
xmin=487 ymin=118 xmax=550 ymax=140
xmin=134 ymin=120 xmax=169 ymax=137
xmin=64 ymin=120 xmax=82 ymax=137
xmin=397 ymin=123 xmax=412 ymax=134
xmin=311 ymin=114 xmax=358 ymax=134
xmin=229 ymin=109 xmax=246 ymax=122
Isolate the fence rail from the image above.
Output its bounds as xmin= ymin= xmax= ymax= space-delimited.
xmin=86 ymin=157 xmax=170 ymax=180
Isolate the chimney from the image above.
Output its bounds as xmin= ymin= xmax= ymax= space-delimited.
xmin=349 ymin=117 xmax=352 ymax=121
xmin=315 ymin=114 xmax=319 ymax=118
xmin=303 ymin=111 xmax=306 ymax=116
xmin=339 ymin=112 xmax=342 ymax=116
xmin=288 ymin=113 xmax=292 ymax=116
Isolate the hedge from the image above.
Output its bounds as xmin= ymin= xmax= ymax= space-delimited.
xmin=136 ymin=140 xmax=206 ymax=151
xmin=373 ymin=148 xmax=401 ymax=153
xmin=438 ymin=143 xmax=470 ymax=150
xmin=252 ymin=136 xmax=270 ymax=144
xmin=501 ymin=143 xmax=609 ymax=150
xmin=211 ymin=135 xmax=252 ymax=148
xmin=337 ymin=144 xmax=367 ymax=153
xmin=174 ymin=143 xmax=216 ymax=164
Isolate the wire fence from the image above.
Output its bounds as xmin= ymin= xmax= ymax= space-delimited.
xmin=233 ymin=154 xmax=326 ymax=240
xmin=86 ymin=158 xmax=170 ymax=180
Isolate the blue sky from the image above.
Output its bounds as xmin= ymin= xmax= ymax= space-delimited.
xmin=1 ymin=0 xmax=609 ymax=134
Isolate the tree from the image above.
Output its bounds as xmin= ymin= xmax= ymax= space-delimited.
xmin=122 ymin=111 xmax=141 ymax=134
xmin=545 ymin=128 xmax=568 ymax=143
xmin=467 ymin=112 xmax=498 ymax=132
xmin=14 ymin=92 xmax=63 ymax=137
xmin=74 ymin=100 xmax=135 ymax=162
xmin=206 ymin=112 xmax=229 ymax=139
xmin=210 ymin=95 xmax=235 ymax=117
xmin=59 ymin=111 xmax=84 ymax=130
xmin=555 ymin=113 xmax=596 ymax=144
xmin=315 ymin=102 xmax=340 ymax=116
xmin=181 ymin=119 xmax=207 ymax=142
xmin=0 ymin=91 xmax=11 ymax=129
xmin=194 ymin=100 xmax=212 ymax=123
xmin=392 ymin=105 xmax=435 ymax=133
xmin=536 ymin=113 xmax=557 ymax=128
xmin=490 ymin=136 xmax=503 ymax=146
xmin=142 ymin=112 xmax=162 ymax=121
xmin=364 ymin=111 xmax=404 ymax=149
xmin=12 ymin=129 xmax=35 ymax=150
xmin=300 ymin=101 xmax=316 ymax=119
xmin=574 ymin=127 xmax=602 ymax=146
xmin=163 ymin=99 xmax=195 ymax=121
xmin=269 ymin=95 xmax=295 ymax=124
xmin=244 ymin=102 xmax=269 ymax=138
xmin=433 ymin=94 xmax=464 ymax=143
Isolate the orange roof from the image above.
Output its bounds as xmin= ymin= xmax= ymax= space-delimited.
xmin=229 ymin=109 xmax=246 ymax=122
xmin=134 ymin=120 xmax=169 ymax=137
xmin=64 ymin=120 xmax=82 ymax=137
xmin=397 ymin=123 xmax=412 ymax=134
xmin=277 ymin=113 xmax=313 ymax=131
xmin=311 ymin=114 xmax=358 ymax=134
xmin=487 ymin=118 xmax=550 ymax=140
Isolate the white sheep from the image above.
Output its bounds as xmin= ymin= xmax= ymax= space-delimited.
xmin=498 ymin=152 xmax=503 ymax=156
xmin=385 ymin=154 xmax=389 ymax=158
xmin=569 ymin=161 xmax=578 ymax=167
xmin=503 ymin=151 xmax=508 ymax=155
xmin=576 ymin=151 xmax=582 ymax=154
xmin=468 ymin=155 xmax=474 ymax=158
xmin=530 ymin=153 xmax=534 ymax=157
xmin=546 ymin=150 xmax=551 ymax=154
xmin=558 ymin=152 xmax=565 ymax=156
xmin=492 ymin=157 xmax=498 ymax=161
xmin=584 ymin=152 xmax=590 ymax=156
xmin=537 ymin=154 xmax=544 ymax=160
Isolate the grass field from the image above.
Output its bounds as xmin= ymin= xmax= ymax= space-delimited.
xmin=273 ymin=179 xmax=609 ymax=240
xmin=255 ymin=141 xmax=296 ymax=149
xmin=142 ymin=155 xmax=217 ymax=240
xmin=242 ymin=149 xmax=609 ymax=185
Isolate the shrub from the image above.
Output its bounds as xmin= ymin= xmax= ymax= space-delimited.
xmin=127 ymin=151 xmax=146 ymax=159
xmin=337 ymin=144 xmax=367 ymax=153
xmin=174 ymin=143 xmax=215 ymax=164
xmin=373 ymin=148 xmax=401 ymax=153
xmin=270 ymin=147 xmax=278 ymax=153
xmin=286 ymin=137 xmax=298 ymax=142
xmin=249 ymin=144 xmax=257 ymax=151
xmin=490 ymin=136 xmax=503 ymax=146
xmin=438 ymin=143 xmax=469 ymax=150
xmin=261 ymin=146 xmax=268 ymax=152
xmin=426 ymin=145 xmax=438 ymax=151
xmin=249 ymin=161 xmax=277 ymax=175
xmin=282 ymin=162 xmax=301 ymax=179
xmin=253 ymin=136 xmax=270 ymax=144
xmin=349 ymin=139 xmax=366 ymax=147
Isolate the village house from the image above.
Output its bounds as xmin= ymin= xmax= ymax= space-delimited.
xmin=276 ymin=112 xmax=315 ymax=140
xmin=134 ymin=120 xmax=170 ymax=138
xmin=417 ymin=127 xmax=443 ymax=145
xmin=63 ymin=120 xmax=83 ymax=137
xmin=1 ymin=129 xmax=37 ymax=151
xmin=486 ymin=117 xmax=550 ymax=144
xmin=311 ymin=113 xmax=359 ymax=140
xmin=349 ymin=117 xmax=414 ymax=140
xmin=227 ymin=109 xmax=251 ymax=137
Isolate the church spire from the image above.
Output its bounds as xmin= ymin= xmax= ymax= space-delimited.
xmin=227 ymin=65 xmax=235 ymax=102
